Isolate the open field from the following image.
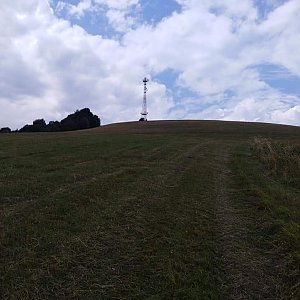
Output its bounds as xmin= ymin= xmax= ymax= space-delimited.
xmin=1 ymin=120 xmax=300 ymax=299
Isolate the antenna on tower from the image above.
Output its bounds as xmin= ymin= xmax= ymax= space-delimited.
xmin=139 ymin=77 xmax=149 ymax=121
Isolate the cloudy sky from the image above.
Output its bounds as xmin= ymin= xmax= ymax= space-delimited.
xmin=1 ymin=0 xmax=300 ymax=129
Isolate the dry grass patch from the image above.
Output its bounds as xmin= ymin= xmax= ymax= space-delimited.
xmin=251 ymin=137 xmax=300 ymax=186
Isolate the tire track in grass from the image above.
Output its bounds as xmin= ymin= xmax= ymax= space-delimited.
xmin=130 ymin=139 xmax=221 ymax=299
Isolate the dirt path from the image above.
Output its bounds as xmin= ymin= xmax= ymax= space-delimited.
xmin=215 ymin=145 xmax=285 ymax=300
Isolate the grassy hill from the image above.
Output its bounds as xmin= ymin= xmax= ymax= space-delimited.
xmin=1 ymin=120 xmax=299 ymax=299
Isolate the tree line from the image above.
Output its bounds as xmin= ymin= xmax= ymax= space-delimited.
xmin=0 ymin=108 xmax=101 ymax=133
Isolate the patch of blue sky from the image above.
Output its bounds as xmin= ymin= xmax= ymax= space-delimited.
xmin=208 ymin=4 xmax=225 ymax=17
xmin=153 ymin=69 xmax=199 ymax=104
xmin=50 ymin=0 xmax=181 ymax=37
xmin=256 ymin=64 xmax=300 ymax=97
xmin=253 ymin=0 xmax=287 ymax=20
xmin=223 ymin=89 xmax=237 ymax=101
xmin=50 ymin=0 xmax=77 ymax=6
xmin=71 ymin=11 xmax=112 ymax=37
xmin=153 ymin=68 xmax=179 ymax=89
xmin=175 ymin=87 xmax=199 ymax=101
xmin=50 ymin=0 xmax=121 ymax=37
xmin=139 ymin=0 xmax=181 ymax=25
xmin=154 ymin=71 xmax=236 ymax=117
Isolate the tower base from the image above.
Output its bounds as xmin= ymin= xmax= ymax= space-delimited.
xmin=139 ymin=113 xmax=148 ymax=122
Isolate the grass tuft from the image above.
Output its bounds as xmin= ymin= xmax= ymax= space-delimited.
xmin=251 ymin=137 xmax=300 ymax=186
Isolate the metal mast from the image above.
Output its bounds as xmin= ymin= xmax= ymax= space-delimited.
xmin=140 ymin=77 xmax=149 ymax=121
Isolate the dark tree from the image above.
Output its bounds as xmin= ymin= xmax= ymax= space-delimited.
xmin=19 ymin=108 xmax=101 ymax=133
xmin=20 ymin=119 xmax=47 ymax=132
xmin=60 ymin=118 xmax=77 ymax=131
xmin=19 ymin=125 xmax=34 ymax=132
xmin=77 ymin=117 xmax=90 ymax=130
xmin=32 ymin=119 xmax=47 ymax=132
xmin=90 ymin=115 xmax=101 ymax=128
xmin=33 ymin=119 xmax=46 ymax=127
xmin=0 ymin=127 xmax=11 ymax=133
xmin=47 ymin=121 xmax=61 ymax=132
xmin=60 ymin=108 xmax=100 ymax=131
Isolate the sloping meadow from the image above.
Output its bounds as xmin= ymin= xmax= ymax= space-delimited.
xmin=1 ymin=121 xmax=299 ymax=299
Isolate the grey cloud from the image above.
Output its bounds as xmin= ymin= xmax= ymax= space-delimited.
xmin=0 ymin=43 xmax=46 ymax=100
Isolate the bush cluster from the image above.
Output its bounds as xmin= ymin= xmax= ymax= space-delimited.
xmin=19 ymin=108 xmax=100 ymax=132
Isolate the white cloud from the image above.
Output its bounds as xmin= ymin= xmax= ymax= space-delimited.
xmin=94 ymin=0 xmax=139 ymax=10
xmin=55 ymin=0 xmax=140 ymax=32
xmin=271 ymin=105 xmax=300 ymax=125
xmin=259 ymin=0 xmax=300 ymax=76
xmin=0 ymin=0 xmax=299 ymax=130
xmin=56 ymin=0 xmax=94 ymax=18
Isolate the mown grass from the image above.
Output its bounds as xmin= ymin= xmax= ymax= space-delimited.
xmin=1 ymin=121 xmax=300 ymax=299
xmin=1 ymin=131 xmax=223 ymax=299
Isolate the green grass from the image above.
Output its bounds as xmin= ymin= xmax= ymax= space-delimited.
xmin=249 ymin=138 xmax=300 ymax=274
xmin=230 ymin=140 xmax=300 ymax=298
xmin=1 ymin=121 xmax=299 ymax=299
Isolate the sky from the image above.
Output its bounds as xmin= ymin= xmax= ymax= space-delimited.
xmin=1 ymin=0 xmax=300 ymax=129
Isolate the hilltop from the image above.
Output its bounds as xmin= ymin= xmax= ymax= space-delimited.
xmin=95 ymin=120 xmax=300 ymax=136
xmin=1 ymin=120 xmax=299 ymax=299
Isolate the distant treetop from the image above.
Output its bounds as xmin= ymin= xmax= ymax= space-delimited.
xmin=19 ymin=108 xmax=101 ymax=133
xmin=0 ymin=127 xmax=11 ymax=133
